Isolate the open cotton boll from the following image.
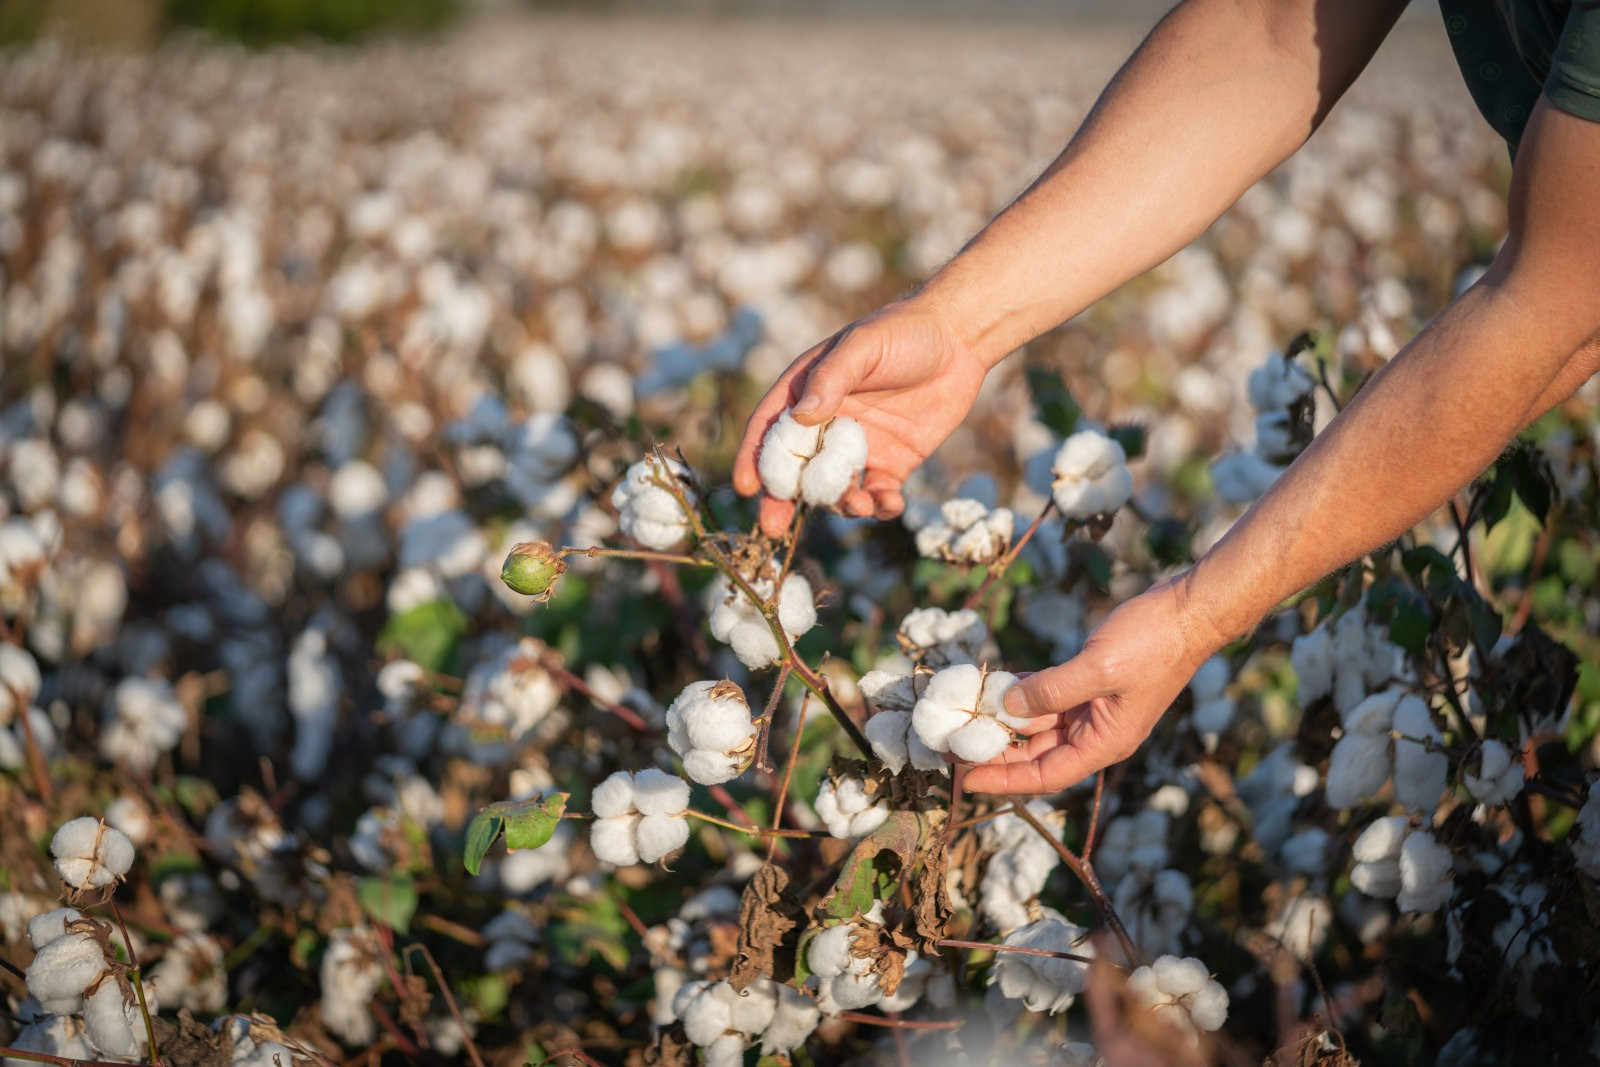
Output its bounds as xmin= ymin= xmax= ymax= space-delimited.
xmin=1126 ymin=955 xmax=1229 ymax=1034
xmin=897 ymin=606 xmax=988 ymax=667
xmin=1324 ymin=687 xmax=1405 ymax=809
xmin=1116 ymin=868 xmax=1195 ymax=957
xmin=1396 ymin=830 xmax=1453 ymax=912
xmin=611 ymin=456 xmax=696 ymax=550
xmin=917 ymin=498 xmax=1014 ymax=565
xmin=989 ymin=912 xmax=1093 ymax=1014
xmin=674 ymin=980 xmax=734 ymax=1047
xmin=100 ymin=677 xmax=187 ymax=774
xmin=591 ymin=771 xmax=638 ymax=818
xmin=1349 ymin=816 xmax=1409 ymax=898
xmin=815 ymin=776 xmax=890 ymax=839
xmin=704 ymin=1034 xmax=744 ymax=1067
xmin=799 ymin=417 xmax=867 ymax=506
xmin=319 ymin=929 xmax=386 ymax=1047
xmin=636 ymin=814 xmax=691 ymax=863
xmin=1392 ymin=696 xmax=1447 ymax=812
xmin=4 ymin=1016 xmax=98 ymax=1067
xmin=665 ymin=680 xmax=756 ymax=784
xmin=756 ymin=413 xmax=821 ymax=501
xmin=84 ymin=978 xmax=153 ymax=1060
xmin=1050 ymin=429 xmax=1132 ymax=519
xmin=1464 ymin=740 xmax=1525 ymax=807
xmin=704 ymin=572 xmax=815 ymax=671
xmin=25 ymin=930 xmax=107 ymax=1015
xmin=51 ymin=817 xmax=135 ymax=890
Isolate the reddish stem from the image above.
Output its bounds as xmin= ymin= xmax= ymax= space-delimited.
xmin=1011 ymin=800 xmax=1139 ymax=964
xmin=837 ymin=1013 xmax=963 ymax=1031
xmin=937 ymin=938 xmax=1096 ymax=964
xmin=964 ymin=500 xmax=1055 ymax=612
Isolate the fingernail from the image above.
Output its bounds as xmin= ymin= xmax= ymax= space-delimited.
xmin=792 ymin=396 xmax=819 ymax=417
xmin=1003 ymin=686 xmax=1029 ymax=717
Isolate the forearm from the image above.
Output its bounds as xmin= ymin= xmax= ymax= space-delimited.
xmin=916 ymin=0 xmax=1405 ymax=367
xmin=1187 ymin=284 xmax=1594 ymax=644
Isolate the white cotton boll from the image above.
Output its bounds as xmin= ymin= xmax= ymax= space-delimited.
xmin=760 ymin=984 xmax=820 ymax=1054
xmin=798 ymin=417 xmax=868 ymax=506
xmin=949 ymin=717 xmax=1009 ymax=762
xmin=636 ymin=815 xmax=690 ymax=864
xmin=84 ymin=979 xmax=149 ymax=1060
xmin=1352 ymin=816 xmax=1410 ymax=864
xmin=897 ymin=606 xmax=988 ymax=666
xmin=26 ymin=931 xmax=106 ymax=1015
xmin=1247 ymin=353 xmax=1315 ymax=412
xmin=1050 ymin=430 xmax=1132 ymax=519
xmin=864 ymin=711 xmax=911 ymax=774
xmin=1324 ymin=730 xmax=1391 ymax=809
xmin=1351 ymin=857 xmax=1402 ymax=899
xmin=591 ymin=771 xmax=638 ymax=818
xmin=28 ymin=908 xmax=83 ymax=950
xmin=51 ymin=817 xmax=135 ymax=889
xmin=1396 ymin=831 xmax=1453 ymax=913
xmin=990 ymin=913 xmax=1093 ymax=1014
xmin=806 ymin=924 xmax=853 ymax=978
xmin=104 ymin=797 xmax=152 ymax=845
xmin=725 ymin=980 xmax=778 ymax=1035
xmin=591 ymin=815 xmax=642 ymax=866
xmin=631 ymin=769 xmax=691 ymax=816
xmin=613 ymin=457 xmax=695 ymax=550
xmin=912 ymin=696 xmax=970 ymax=753
xmin=678 ymin=982 xmax=735 ymax=1046
xmin=1465 ymin=740 xmax=1525 ymax=807
xmin=1393 ymin=696 xmax=1447 ymax=813
xmin=1151 ymin=954 xmax=1209 ymax=997
xmin=704 ymin=1034 xmax=744 ymax=1067
xmin=776 ymin=574 xmax=817 ymax=639
xmin=824 ymin=970 xmax=884 ymax=1011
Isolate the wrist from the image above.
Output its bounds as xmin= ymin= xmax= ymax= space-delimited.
xmin=909 ymin=268 xmax=1025 ymax=372
xmin=1176 ymin=556 xmax=1258 ymax=655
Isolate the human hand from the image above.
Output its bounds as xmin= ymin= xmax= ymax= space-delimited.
xmin=732 ymin=297 xmax=989 ymax=537
xmin=964 ymin=574 xmax=1226 ymax=795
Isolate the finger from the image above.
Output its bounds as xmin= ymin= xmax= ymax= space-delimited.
xmin=994 ymin=727 xmax=1071 ymax=761
xmin=965 ymin=735 xmax=1104 ymax=795
xmin=792 ymin=328 xmax=871 ymax=426
xmin=840 ymin=487 xmax=876 ymax=517
xmin=732 ymin=349 xmax=824 ymax=496
xmin=871 ymin=488 xmax=905 ymax=520
xmin=758 ymin=496 xmax=796 ymax=539
xmin=1004 ymin=654 xmax=1110 ymax=719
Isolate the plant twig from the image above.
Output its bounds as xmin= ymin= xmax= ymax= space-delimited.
xmin=767 ymin=690 xmax=813 ymax=862
xmin=1011 ymin=801 xmax=1139 ymax=964
xmin=108 ymin=902 xmax=160 ymax=1067
xmin=0 ymin=1048 xmax=136 ymax=1067
xmin=685 ymin=808 xmax=820 ymax=838
xmin=936 ymin=938 xmax=1096 ymax=964
xmin=1082 ymin=771 xmax=1106 ymax=860
xmin=948 ymin=804 xmax=1016 ymax=833
xmin=8 ymin=678 xmax=54 ymax=804
xmin=539 ymin=1049 xmax=606 ymax=1067
xmin=401 ymin=943 xmax=487 ymax=1067
xmin=535 ymin=650 xmax=654 ymax=734
xmin=964 ymin=500 xmax=1055 ymax=611
xmin=753 ymin=663 xmax=792 ymax=775
xmin=558 ymin=545 xmax=712 ymax=568
xmin=0 ymin=954 xmax=25 ymax=982
xmin=837 ymin=1013 xmax=963 ymax=1030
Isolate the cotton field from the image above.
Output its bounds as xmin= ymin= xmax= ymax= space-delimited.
xmin=1 ymin=12 xmax=1599 ymax=1067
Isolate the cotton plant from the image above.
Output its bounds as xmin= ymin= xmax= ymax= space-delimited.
xmin=1463 ymin=740 xmax=1525 ymax=807
xmin=1186 ymin=654 xmax=1235 ymax=749
xmin=804 ymin=908 xmax=901 ymax=1014
xmin=977 ymin=801 xmax=1064 ymax=934
xmin=1114 ymin=868 xmax=1195 ymax=958
xmin=814 ymin=774 xmax=889 ymax=840
xmin=704 ymin=566 xmax=817 ymax=670
xmin=860 ymin=669 xmax=947 ymax=775
xmin=897 ymin=606 xmax=989 ymax=667
xmin=612 ymin=454 xmax=698 ymax=550
xmin=1049 ymin=429 xmax=1133 ymax=520
xmin=99 ymin=676 xmax=187 ymax=775
xmin=670 ymin=977 xmax=820 ymax=1064
xmin=1208 ymin=349 xmax=1317 ymax=503
xmin=318 ymin=928 xmax=387 ymax=1047
xmin=1324 ymin=687 xmax=1446 ymax=812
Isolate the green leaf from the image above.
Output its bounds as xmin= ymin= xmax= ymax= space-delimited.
xmin=377 ymin=598 xmax=468 ymax=674
xmin=357 ymin=873 xmax=418 ymax=934
xmin=1025 ymin=365 xmax=1080 ymax=438
xmin=503 ymin=793 xmax=570 ymax=851
xmin=462 ymin=811 xmax=505 ymax=876
xmin=1387 ymin=597 xmax=1432 ymax=655
xmin=1107 ymin=423 xmax=1146 ymax=461
xmin=818 ymin=810 xmax=922 ymax=921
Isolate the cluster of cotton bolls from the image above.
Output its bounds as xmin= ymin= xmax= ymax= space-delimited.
xmin=897 ymin=606 xmax=989 ymax=667
xmin=666 ymin=977 xmax=820 ymax=1065
xmin=986 ymin=911 xmax=1094 ymax=1015
xmin=612 ymin=455 xmax=697 ymax=550
xmin=860 ymin=669 xmax=948 ymax=775
xmin=1349 ymin=816 xmax=1453 ymax=913
xmin=1124 ymin=955 xmax=1229 ymax=1038
xmin=814 ymin=774 xmax=890 ymax=839
xmin=802 ymin=905 xmax=945 ymax=1016
xmin=704 ymin=565 xmax=816 ymax=670
xmin=910 ymin=662 xmax=1024 ymax=764
xmin=1208 ymin=352 xmax=1318 ymax=505
xmin=976 ymin=801 xmax=1063 ymax=934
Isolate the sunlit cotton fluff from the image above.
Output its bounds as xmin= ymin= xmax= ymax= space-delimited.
xmin=1350 ymin=816 xmax=1453 ymax=912
xmin=860 ymin=670 xmax=947 ymax=775
xmin=910 ymin=663 xmax=1023 ymax=763
xmin=99 ymin=676 xmax=186 ymax=774
xmin=589 ymin=768 xmax=692 ymax=865
xmin=757 ymin=411 xmax=868 ymax=507
xmin=1050 ymin=429 xmax=1132 ymax=519
xmin=1463 ymin=740 xmax=1525 ymax=807
xmin=805 ymin=915 xmax=892 ymax=1013
xmin=665 ymin=679 xmax=757 ymax=785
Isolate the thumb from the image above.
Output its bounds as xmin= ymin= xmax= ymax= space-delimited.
xmin=791 ymin=332 xmax=870 ymax=425
xmin=1004 ymin=654 xmax=1110 ymax=719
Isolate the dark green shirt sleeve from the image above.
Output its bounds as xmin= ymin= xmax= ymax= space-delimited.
xmin=1546 ymin=3 xmax=1600 ymax=124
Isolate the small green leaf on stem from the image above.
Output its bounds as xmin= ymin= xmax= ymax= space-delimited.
xmin=358 ymin=873 xmax=418 ymax=934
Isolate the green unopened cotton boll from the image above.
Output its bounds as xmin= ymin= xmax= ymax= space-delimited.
xmin=499 ymin=541 xmax=566 ymax=601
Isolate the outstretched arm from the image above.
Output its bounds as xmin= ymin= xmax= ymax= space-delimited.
xmin=972 ymin=98 xmax=1600 ymax=795
xmin=733 ymin=0 xmax=1408 ymax=535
